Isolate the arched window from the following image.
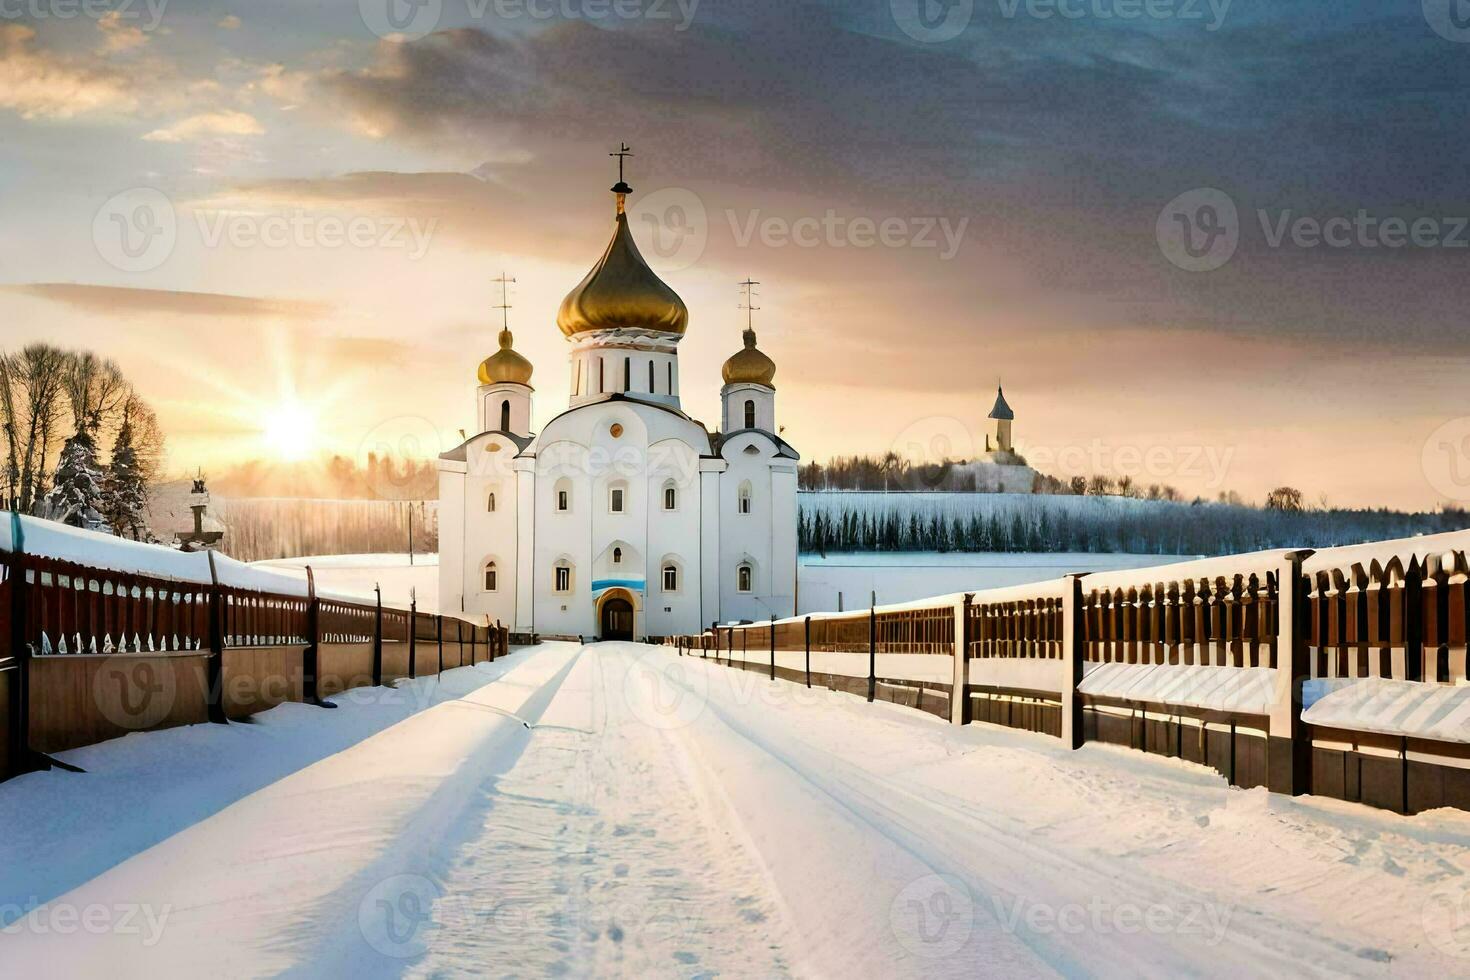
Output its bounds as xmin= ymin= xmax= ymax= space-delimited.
xmin=500 ymin=399 xmax=511 ymax=431
xmin=613 ymin=547 xmax=623 ymax=564
xmin=483 ymin=561 xmax=498 ymax=592
xmin=554 ymin=561 xmax=572 ymax=593
xmin=738 ymin=481 xmax=752 ymax=515
xmin=662 ymin=481 xmax=677 ymax=511
xmin=648 ymin=360 xmax=655 ymax=392
xmin=662 ymin=563 xmax=679 ymax=592
xmin=554 ymin=479 xmax=571 ymax=513
xmin=744 ymin=399 xmax=756 ymax=429
xmin=737 ymin=563 xmax=753 ymax=593
xmin=623 ymin=356 xmax=631 ymax=392
xmin=487 ymin=491 xmax=496 ymax=512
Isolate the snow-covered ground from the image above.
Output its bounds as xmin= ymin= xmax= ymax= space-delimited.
xmin=256 ymin=553 xmax=439 ymax=614
xmin=4 ymin=642 xmax=1470 ymax=976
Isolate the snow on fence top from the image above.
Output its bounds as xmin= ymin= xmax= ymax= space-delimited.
xmin=1079 ymin=548 xmax=1304 ymax=593
xmin=1301 ymin=527 xmax=1470 ymax=577
xmin=0 ymin=515 xmax=440 ymax=614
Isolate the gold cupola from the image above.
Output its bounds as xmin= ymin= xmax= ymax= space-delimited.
xmin=556 ymin=145 xmax=688 ymax=338
xmin=722 ymin=327 xmax=776 ymax=388
xmin=478 ymin=328 xmax=534 ymax=386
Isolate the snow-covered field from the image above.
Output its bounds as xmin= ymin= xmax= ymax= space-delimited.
xmin=4 ymin=642 xmax=1470 ymax=976
xmin=255 ymin=553 xmax=439 ymax=614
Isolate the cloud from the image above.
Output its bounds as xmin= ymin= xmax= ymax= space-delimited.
xmin=219 ymin=14 xmax=242 ymax=30
xmin=4 ymin=283 xmax=331 ymax=320
xmin=97 ymin=10 xmax=150 ymax=53
xmin=0 ymin=24 xmax=140 ymax=119
xmin=143 ymin=110 xmax=265 ymax=143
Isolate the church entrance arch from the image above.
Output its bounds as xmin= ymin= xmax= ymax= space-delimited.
xmin=597 ymin=589 xmax=637 ymax=641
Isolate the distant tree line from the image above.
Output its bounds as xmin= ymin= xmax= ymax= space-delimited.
xmin=211 ymin=453 xmax=438 ymax=500
xmin=0 ymin=344 xmax=164 ymax=541
xmin=798 ymin=493 xmax=1470 ymax=557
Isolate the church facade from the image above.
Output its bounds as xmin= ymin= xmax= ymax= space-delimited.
xmin=438 ymin=163 xmax=799 ymax=641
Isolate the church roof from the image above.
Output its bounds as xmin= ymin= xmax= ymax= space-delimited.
xmin=988 ymin=386 xmax=1015 ymax=421
xmin=439 ymin=429 xmax=535 ymax=461
xmin=478 ymin=328 xmax=534 ymax=386
xmin=721 ymin=328 xmax=776 ymax=388
xmin=556 ymin=203 xmax=688 ymax=338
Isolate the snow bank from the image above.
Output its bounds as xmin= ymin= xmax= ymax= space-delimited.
xmin=1302 ymin=527 xmax=1470 ymax=576
xmin=1302 ymin=677 xmax=1470 ymax=743
xmin=1078 ymin=662 xmax=1277 ymax=715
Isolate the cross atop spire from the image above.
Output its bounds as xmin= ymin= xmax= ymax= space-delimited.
xmin=610 ymin=142 xmax=633 ymax=212
xmin=491 ymin=272 xmax=515 ymax=331
xmin=738 ymin=277 xmax=760 ymax=336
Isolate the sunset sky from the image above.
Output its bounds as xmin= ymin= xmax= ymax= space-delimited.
xmin=3 ymin=0 xmax=1468 ymax=509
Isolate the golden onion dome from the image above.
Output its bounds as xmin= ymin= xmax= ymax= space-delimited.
xmin=722 ymin=327 xmax=776 ymax=388
xmin=478 ymin=328 xmax=534 ymax=386
xmin=557 ymin=211 xmax=688 ymax=337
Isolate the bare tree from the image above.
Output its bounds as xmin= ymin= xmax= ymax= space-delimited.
xmin=3 ymin=344 xmax=70 ymax=514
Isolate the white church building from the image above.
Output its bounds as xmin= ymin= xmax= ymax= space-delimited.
xmin=438 ymin=157 xmax=799 ymax=641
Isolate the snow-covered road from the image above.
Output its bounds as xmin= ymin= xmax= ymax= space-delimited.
xmin=4 ymin=642 xmax=1470 ymax=977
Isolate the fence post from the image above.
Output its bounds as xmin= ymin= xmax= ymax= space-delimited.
xmin=408 ymin=594 xmax=417 ymax=680
xmin=372 ymin=584 xmax=383 ymax=688
xmin=1269 ymin=552 xmax=1312 ymax=796
xmin=6 ymin=526 xmax=34 ymax=778
xmin=1061 ymin=576 xmax=1084 ymax=749
xmin=867 ymin=604 xmax=876 ymax=703
xmin=204 ymin=551 xmax=228 ymax=725
xmin=770 ymin=618 xmax=776 ymax=681
xmin=804 ymin=615 xmax=811 ymax=689
xmin=1405 ymin=557 xmax=1425 ymax=683
xmin=304 ymin=565 xmax=325 ymax=706
xmin=951 ymin=594 xmax=973 ymax=726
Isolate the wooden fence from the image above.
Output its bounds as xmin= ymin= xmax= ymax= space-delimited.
xmin=0 ymin=525 xmax=509 ymax=772
xmin=664 ymin=528 xmax=1470 ymax=817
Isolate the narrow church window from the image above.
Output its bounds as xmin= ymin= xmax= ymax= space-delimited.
xmin=738 ymin=564 xmax=753 ymax=593
xmin=555 ymin=565 xmax=571 ymax=592
xmin=574 ymin=359 xmax=581 ymax=395
xmin=613 ymin=547 xmax=622 ymax=564
xmin=623 ymin=357 xmax=631 ymax=392
xmin=648 ymin=360 xmax=655 ymax=392
xmin=598 ymin=358 xmax=604 ymax=393
xmin=738 ymin=482 xmax=752 ymax=515
xmin=484 ymin=562 xmax=497 ymax=591
xmin=663 ymin=483 xmax=676 ymax=510
xmin=667 ymin=362 xmax=673 ymax=392
xmin=610 ymin=487 xmax=625 ymax=512
xmin=488 ymin=492 xmax=496 ymax=512
xmin=557 ymin=489 xmax=569 ymax=512
xmin=500 ymin=399 xmax=511 ymax=431
xmin=744 ymin=399 xmax=756 ymax=429
xmin=663 ymin=564 xmax=678 ymax=592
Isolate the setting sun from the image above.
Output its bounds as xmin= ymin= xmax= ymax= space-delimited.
xmin=261 ymin=401 xmax=320 ymax=462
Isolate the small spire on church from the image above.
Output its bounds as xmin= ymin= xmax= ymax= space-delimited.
xmin=610 ymin=142 xmax=633 ymax=215
xmin=492 ymin=271 xmax=516 ymax=333
xmin=738 ymin=277 xmax=760 ymax=344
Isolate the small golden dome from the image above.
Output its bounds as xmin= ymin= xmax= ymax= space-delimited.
xmin=722 ymin=328 xmax=776 ymax=388
xmin=478 ymin=328 xmax=534 ymax=385
xmin=557 ymin=212 xmax=688 ymax=337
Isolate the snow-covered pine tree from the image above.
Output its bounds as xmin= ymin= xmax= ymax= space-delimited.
xmin=103 ymin=417 xmax=152 ymax=541
xmin=44 ymin=426 xmax=109 ymax=530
